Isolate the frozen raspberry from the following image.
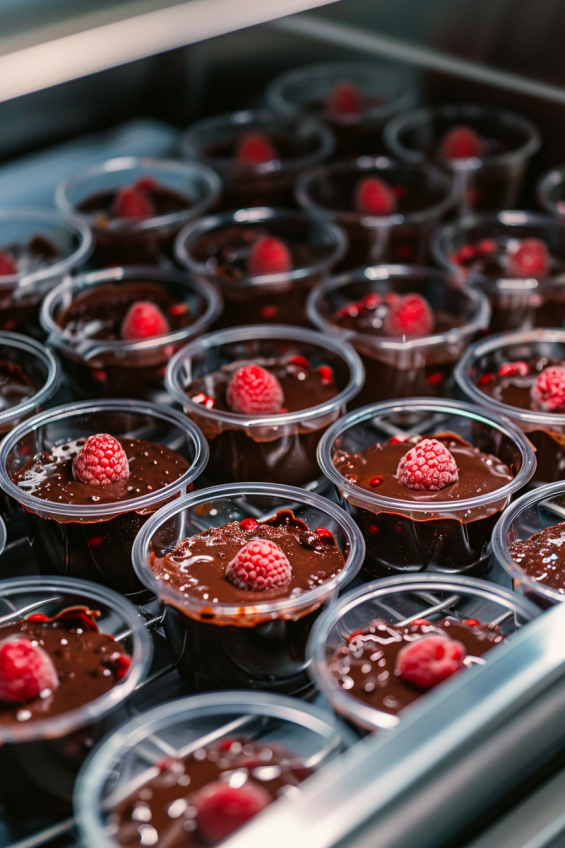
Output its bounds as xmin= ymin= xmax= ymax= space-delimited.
xmin=384 ymin=293 xmax=434 ymax=337
xmin=354 ymin=176 xmax=397 ymax=215
xmin=396 ymin=635 xmax=466 ymax=690
xmin=72 ymin=433 xmax=130 ymax=486
xmin=226 ymin=538 xmax=292 ymax=591
xmin=247 ymin=236 xmax=292 ymax=276
xmin=0 ymin=637 xmax=59 ymax=704
xmin=327 ymin=81 xmax=363 ymax=116
xmin=113 ymin=186 xmax=155 ymax=218
xmin=507 ymin=238 xmax=549 ymax=278
xmin=439 ymin=125 xmax=483 ymax=159
xmin=235 ymin=132 xmax=278 ymax=164
xmin=195 ymin=780 xmax=270 ymax=844
xmin=397 ymin=438 xmax=459 ymax=491
xmin=226 ymin=364 xmax=284 ymax=415
xmin=531 ymin=366 xmax=565 ymax=412
xmin=0 ymin=251 xmax=17 ymax=276
xmin=121 ymin=301 xmax=170 ymax=341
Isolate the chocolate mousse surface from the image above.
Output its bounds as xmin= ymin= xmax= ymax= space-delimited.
xmin=112 ymin=736 xmax=312 ymax=848
xmin=0 ymin=607 xmax=130 ymax=726
xmin=12 ymin=437 xmax=190 ymax=507
xmin=510 ymin=522 xmax=565 ymax=593
xmin=450 ymin=237 xmax=559 ymax=279
xmin=330 ymin=616 xmax=503 ymax=715
xmin=0 ymin=361 xmax=38 ymax=411
xmin=479 ymin=357 xmax=560 ymax=411
xmin=150 ymin=509 xmax=345 ymax=606
xmin=78 ymin=182 xmax=189 ymax=222
xmin=334 ymin=433 xmax=513 ymax=502
xmin=331 ymin=291 xmax=460 ymax=336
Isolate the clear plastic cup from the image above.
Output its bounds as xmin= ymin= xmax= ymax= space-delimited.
xmin=0 ymin=515 xmax=5 ymax=556
xmin=308 ymin=574 xmax=540 ymax=733
xmin=132 ymin=482 xmax=364 ymax=695
xmin=76 ymin=690 xmax=355 ymax=848
xmin=536 ymin=164 xmax=565 ymax=220
xmin=0 ymin=575 xmax=151 ymax=816
xmin=296 ymin=157 xmax=455 ymax=270
xmin=165 ymin=324 xmax=364 ymax=488
xmin=175 ymin=207 xmax=346 ymax=328
xmin=55 ymin=156 xmax=221 ymax=267
xmin=454 ymin=328 xmax=565 ymax=486
xmin=0 ymin=331 xmax=60 ymax=434
xmin=307 ymin=265 xmax=490 ymax=406
xmin=317 ymin=398 xmax=536 ymax=578
xmin=0 ymin=399 xmax=209 ymax=597
xmin=180 ymin=109 xmax=335 ymax=209
xmin=0 ymin=208 xmax=92 ymax=338
xmin=41 ymin=266 xmax=222 ymax=403
xmin=492 ymin=481 xmax=565 ymax=608
xmin=431 ymin=210 xmax=565 ymax=333
xmin=265 ymin=62 xmax=416 ymax=158
xmin=385 ymin=104 xmax=541 ymax=213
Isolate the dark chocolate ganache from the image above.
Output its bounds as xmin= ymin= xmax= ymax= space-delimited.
xmin=111 ymin=736 xmax=312 ymax=848
xmin=56 ymin=282 xmax=195 ymax=343
xmin=78 ymin=180 xmax=189 ymax=224
xmin=331 ymin=291 xmax=461 ymax=336
xmin=509 ymin=522 xmax=565 ymax=593
xmin=479 ymin=357 xmax=560 ymax=411
xmin=12 ymin=437 xmax=190 ymax=507
xmin=187 ymin=355 xmax=338 ymax=415
xmin=329 ymin=616 xmax=503 ymax=715
xmin=150 ymin=509 xmax=345 ymax=605
xmin=0 ymin=361 xmax=38 ymax=412
xmin=0 ymin=607 xmax=130 ymax=725
xmin=449 ymin=237 xmax=561 ymax=279
xmin=0 ymin=235 xmax=59 ymax=278
xmin=333 ymin=433 xmax=513 ymax=502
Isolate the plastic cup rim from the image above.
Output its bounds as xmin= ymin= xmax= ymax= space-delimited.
xmin=0 ymin=331 xmax=61 ymax=428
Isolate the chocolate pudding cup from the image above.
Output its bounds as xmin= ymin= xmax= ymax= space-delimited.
xmin=0 ymin=515 xmax=5 ymax=556
xmin=41 ymin=266 xmax=222 ymax=403
xmin=296 ymin=157 xmax=455 ymax=270
xmin=0 ymin=331 xmax=60 ymax=434
xmin=454 ymin=329 xmax=565 ymax=486
xmin=308 ymin=574 xmax=539 ymax=734
xmin=175 ymin=208 xmax=346 ymax=328
xmin=317 ymin=398 xmax=536 ymax=579
xmin=132 ymin=483 xmax=364 ymax=695
xmin=0 ymin=400 xmax=208 ymax=597
xmin=165 ymin=325 xmax=364 ymax=488
xmin=55 ymin=156 xmax=221 ymax=267
xmin=536 ymin=165 xmax=565 ymax=220
xmin=385 ymin=103 xmax=541 ymax=213
xmin=432 ymin=211 xmax=565 ymax=333
xmin=0 ymin=208 xmax=92 ymax=338
xmin=492 ymin=481 xmax=565 ymax=608
xmin=307 ymin=265 xmax=489 ymax=406
xmin=76 ymin=690 xmax=354 ymax=848
xmin=266 ymin=62 xmax=416 ymax=158
xmin=0 ymin=575 xmax=151 ymax=820
xmin=180 ymin=110 xmax=334 ymax=210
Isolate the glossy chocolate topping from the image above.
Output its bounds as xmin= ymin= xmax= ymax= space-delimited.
xmin=111 ymin=737 xmax=312 ymax=848
xmin=12 ymin=437 xmax=190 ymax=507
xmin=187 ymin=355 xmax=338 ymax=414
xmin=329 ymin=616 xmax=503 ymax=715
xmin=78 ymin=183 xmax=189 ymax=222
xmin=331 ymin=291 xmax=461 ymax=336
xmin=0 ymin=235 xmax=59 ymax=278
xmin=509 ymin=522 xmax=565 ymax=593
xmin=333 ymin=433 xmax=513 ymax=503
xmin=0 ymin=361 xmax=38 ymax=411
xmin=150 ymin=509 xmax=345 ymax=605
xmin=479 ymin=357 xmax=562 ymax=411
xmin=450 ymin=238 xmax=561 ymax=279
xmin=0 ymin=608 xmax=129 ymax=725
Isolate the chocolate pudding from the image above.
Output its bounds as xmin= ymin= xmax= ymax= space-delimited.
xmin=329 ymin=616 xmax=503 ymax=715
xmin=509 ymin=522 xmax=565 ymax=594
xmin=0 ymin=361 xmax=38 ymax=414
xmin=0 ymin=236 xmax=60 ymax=335
xmin=111 ymin=737 xmax=312 ymax=848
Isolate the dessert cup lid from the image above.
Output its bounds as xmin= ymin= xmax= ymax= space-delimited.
xmin=0 ymin=332 xmax=61 ymax=430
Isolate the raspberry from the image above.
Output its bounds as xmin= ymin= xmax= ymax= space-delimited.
xmin=226 ymin=364 xmax=284 ymax=415
xmin=396 ymin=635 xmax=466 ymax=690
xmin=327 ymin=81 xmax=363 ymax=116
xmin=113 ymin=186 xmax=155 ymax=218
xmin=507 ymin=238 xmax=549 ymax=278
xmin=194 ymin=781 xmax=270 ymax=844
xmin=397 ymin=438 xmax=459 ymax=491
xmin=0 ymin=251 xmax=17 ymax=276
xmin=354 ymin=176 xmax=397 ymax=215
xmin=384 ymin=293 xmax=434 ymax=337
xmin=531 ymin=366 xmax=565 ymax=412
xmin=439 ymin=125 xmax=483 ymax=159
xmin=0 ymin=638 xmax=59 ymax=704
xmin=247 ymin=236 xmax=292 ymax=276
xmin=225 ymin=538 xmax=292 ymax=591
xmin=121 ymin=301 xmax=170 ymax=341
xmin=498 ymin=361 xmax=528 ymax=377
xmin=235 ymin=132 xmax=278 ymax=164
xmin=72 ymin=433 xmax=130 ymax=486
